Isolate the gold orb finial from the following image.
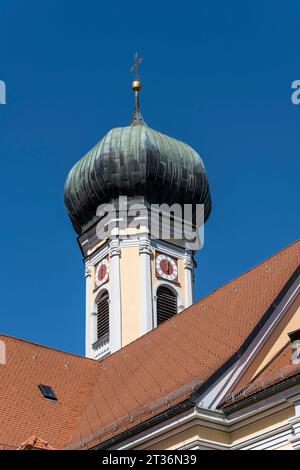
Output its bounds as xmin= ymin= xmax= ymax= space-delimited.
xmin=129 ymin=53 xmax=143 ymax=124
xmin=132 ymin=79 xmax=141 ymax=92
xmin=130 ymin=53 xmax=142 ymax=92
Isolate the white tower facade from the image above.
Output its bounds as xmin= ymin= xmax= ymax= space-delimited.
xmin=79 ymin=209 xmax=195 ymax=360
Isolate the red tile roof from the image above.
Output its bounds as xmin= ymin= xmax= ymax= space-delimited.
xmin=221 ymin=345 xmax=300 ymax=409
xmin=0 ymin=336 xmax=99 ymax=449
xmin=17 ymin=435 xmax=55 ymax=450
xmin=0 ymin=239 xmax=298 ymax=449
xmin=256 ymin=344 xmax=292 ymax=380
xmin=69 ymin=239 xmax=300 ymax=449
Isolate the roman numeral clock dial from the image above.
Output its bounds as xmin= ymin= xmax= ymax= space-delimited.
xmin=155 ymin=252 xmax=178 ymax=283
xmin=94 ymin=257 xmax=109 ymax=289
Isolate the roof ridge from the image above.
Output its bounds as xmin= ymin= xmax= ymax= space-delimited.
xmin=195 ymin=238 xmax=300 ymax=304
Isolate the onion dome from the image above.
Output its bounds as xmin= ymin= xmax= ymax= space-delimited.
xmin=64 ymin=75 xmax=212 ymax=235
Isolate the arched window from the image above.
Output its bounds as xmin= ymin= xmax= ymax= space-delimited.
xmin=97 ymin=290 xmax=110 ymax=343
xmin=157 ymin=286 xmax=178 ymax=325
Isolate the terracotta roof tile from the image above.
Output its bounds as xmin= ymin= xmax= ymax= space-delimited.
xmin=225 ymin=342 xmax=293 ymax=401
xmin=221 ymin=345 xmax=300 ymax=409
xmin=0 ymin=336 xmax=99 ymax=449
xmin=70 ymin=239 xmax=300 ymax=449
xmin=0 ymin=239 xmax=298 ymax=450
xmin=17 ymin=435 xmax=55 ymax=450
xmin=256 ymin=344 xmax=292 ymax=380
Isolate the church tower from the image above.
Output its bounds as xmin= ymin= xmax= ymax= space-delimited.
xmin=64 ymin=60 xmax=211 ymax=360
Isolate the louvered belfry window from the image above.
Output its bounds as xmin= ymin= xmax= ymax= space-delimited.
xmin=97 ymin=290 xmax=110 ymax=342
xmin=157 ymin=286 xmax=178 ymax=325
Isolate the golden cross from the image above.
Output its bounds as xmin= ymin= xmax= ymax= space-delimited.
xmin=129 ymin=52 xmax=142 ymax=81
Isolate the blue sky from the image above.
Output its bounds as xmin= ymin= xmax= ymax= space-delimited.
xmin=0 ymin=1 xmax=299 ymax=355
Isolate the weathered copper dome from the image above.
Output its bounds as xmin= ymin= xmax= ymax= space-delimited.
xmin=64 ymin=114 xmax=212 ymax=234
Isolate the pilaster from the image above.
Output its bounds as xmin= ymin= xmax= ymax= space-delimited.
xmin=109 ymin=239 xmax=122 ymax=352
xmin=139 ymin=236 xmax=153 ymax=335
xmin=184 ymin=251 xmax=194 ymax=307
xmin=85 ymin=261 xmax=92 ymax=357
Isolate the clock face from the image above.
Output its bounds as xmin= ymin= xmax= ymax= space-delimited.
xmin=155 ymin=253 xmax=178 ymax=283
xmin=94 ymin=257 xmax=109 ymax=289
